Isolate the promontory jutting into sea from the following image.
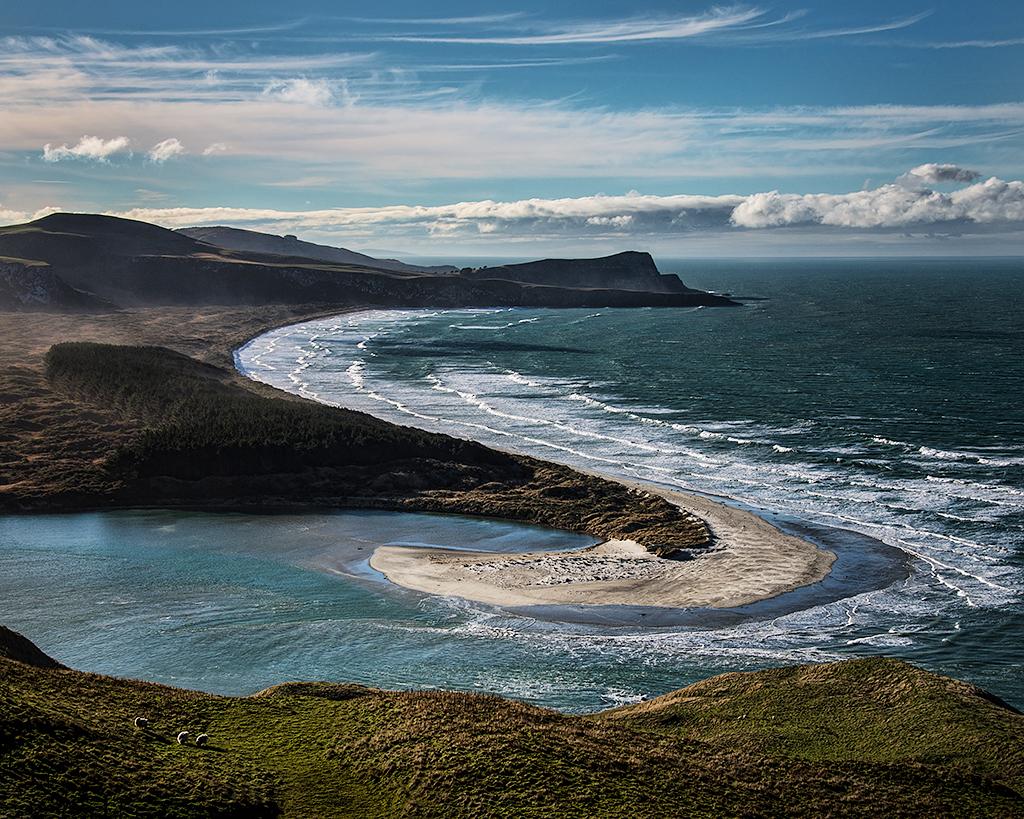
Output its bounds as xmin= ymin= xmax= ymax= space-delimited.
xmin=2 ymin=2 xmax=1023 ymax=815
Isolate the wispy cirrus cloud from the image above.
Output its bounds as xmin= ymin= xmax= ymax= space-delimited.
xmin=76 ymin=19 xmax=313 ymax=38
xmin=0 ymin=34 xmax=374 ymax=90
xmin=18 ymin=7 xmax=945 ymax=50
xmin=888 ymin=37 xmax=1024 ymax=49
xmin=379 ymin=7 xmax=768 ymax=45
xmin=373 ymin=7 xmax=931 ymax=46
xmin=760 ymin=11 xmax=932 ymax=42
xmin=347 ymin=13 xmax=527 ymax=26
xmin=262 ymin=78 xmax=337 ymax=107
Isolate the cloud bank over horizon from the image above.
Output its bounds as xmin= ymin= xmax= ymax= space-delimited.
xmin=4 ymin=167 xmax=1023 ymax=253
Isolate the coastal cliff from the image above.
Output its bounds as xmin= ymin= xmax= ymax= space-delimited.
xmin=0 ymin=259 xmax=107 ymax=311
xmin=462 ymin=250 xmax=693 ymax=294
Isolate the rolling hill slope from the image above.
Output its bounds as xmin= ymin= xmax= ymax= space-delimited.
xmin=178 ymin=225 xmax=456 ymax=275
xmin=1 ymin=628 xmax=1021 ymax=817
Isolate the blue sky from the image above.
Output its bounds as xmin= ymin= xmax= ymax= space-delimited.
xmin=2 ymin=1 xmax=1023 ymax=255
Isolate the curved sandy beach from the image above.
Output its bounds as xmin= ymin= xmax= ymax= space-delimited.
xmin=370 ymin=483 xmax=836 ymax=610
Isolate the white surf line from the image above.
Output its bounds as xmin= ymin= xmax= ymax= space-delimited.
xmin=425 ymin=373 xmax=720 ymax=463
xmin=265 ymin=311 xmax=712 ymax=477
xmin=795 ymin=507 xmax=1011 ymax=599
xmin=368 ymin=378 xmax=1013 ymax=600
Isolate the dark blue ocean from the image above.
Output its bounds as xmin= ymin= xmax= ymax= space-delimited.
xmin=2 ymin=259 xmax=1021 ymax=711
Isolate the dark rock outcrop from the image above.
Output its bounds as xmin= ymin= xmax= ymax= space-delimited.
xmin=0 ymin=625 xmax=64 ymax=668
xmin=0 ymin=260 xmax=108 ymax=311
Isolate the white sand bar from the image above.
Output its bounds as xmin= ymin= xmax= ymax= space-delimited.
xmin=370 ymin=485 xmax=835 ymax=609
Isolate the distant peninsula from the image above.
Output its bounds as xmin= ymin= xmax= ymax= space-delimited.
xmin=460 ymin=250 xmax=696 ymax=294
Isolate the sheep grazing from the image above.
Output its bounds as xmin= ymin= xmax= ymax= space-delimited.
xmin=176 ymin=731 xmax=190 ymax=745
xmin=195 ymin=733 xmax=209 ymax=747
xmin=133 ymin=717 xmax=149 ymax=729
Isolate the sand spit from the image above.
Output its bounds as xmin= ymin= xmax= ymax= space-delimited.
xmin=370 ymin=485 xmax=835 ymax=609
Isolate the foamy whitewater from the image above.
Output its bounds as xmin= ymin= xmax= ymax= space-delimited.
xmin=236 ymin=259 xmax=1024 ymax=706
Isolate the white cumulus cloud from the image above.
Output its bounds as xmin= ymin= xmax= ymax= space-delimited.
xmin=147 ymin=137 xmax=185 ymax=163
xmin=42 ymin=135 xmax=130 ymax=162
xmin=586 ymin=215 xmax=635 ymax=228
xmin=902 ymin=163 xmax=982 ymax=185
xmin=730 ymin=177 xmax=1024 ymax=228
xmin=0 ymin=204 xmax=62 ymax=225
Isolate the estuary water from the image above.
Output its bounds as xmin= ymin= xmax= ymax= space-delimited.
xmin=0 ymin=510 xmax=601 ymax=702
xmin=235 ymin=258 xmax=1024 ymax=707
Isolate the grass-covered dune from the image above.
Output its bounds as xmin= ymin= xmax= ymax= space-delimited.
xmin=38 ymin=342 xmax=708 ymax=555
xmin=1 ymin=628 xmax=1022 ymax=817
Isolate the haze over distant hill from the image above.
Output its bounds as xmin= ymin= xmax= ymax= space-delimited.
xmin=0 ymin=213 xmax=736 ymax=310
xmin=178 ymin=225 xmax=457 ymax=275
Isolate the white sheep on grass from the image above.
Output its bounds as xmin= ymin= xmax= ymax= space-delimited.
xmin=195 ymin=733 xmax=209 ymax=747
xmin=176 ymin=731 xmax=190 ymax=745
xmin=133 ymin=717 xmax=149 ymax=729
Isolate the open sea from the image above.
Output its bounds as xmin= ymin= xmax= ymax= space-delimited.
xmin=3 ymin=258 xmax=1022 ymax=711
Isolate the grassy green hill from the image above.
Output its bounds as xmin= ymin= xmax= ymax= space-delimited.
xmin=1 ymin=628 xmax=1022 ymax=817
xmin=603 ymin=656 xmax=1024 ymax=793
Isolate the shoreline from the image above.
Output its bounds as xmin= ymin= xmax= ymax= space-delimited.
xmin=238 ymin=309 xmax=862 ymax=612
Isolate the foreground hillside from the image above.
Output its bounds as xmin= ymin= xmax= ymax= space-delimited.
xmin=1 ymin=628 xmax=1021 ymax=817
